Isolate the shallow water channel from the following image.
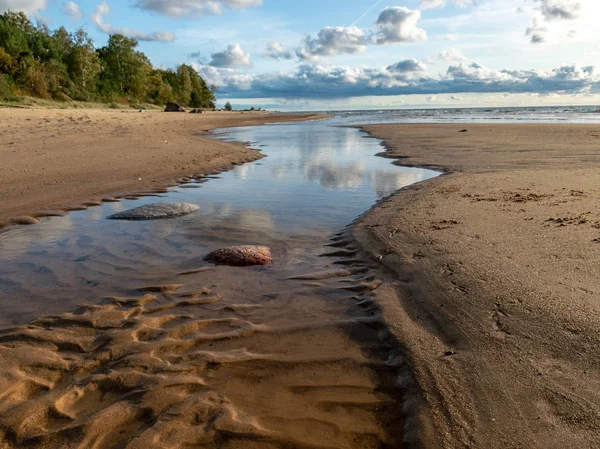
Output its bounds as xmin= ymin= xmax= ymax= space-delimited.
xmin=0 ymin=118 xmax=437 ymax=448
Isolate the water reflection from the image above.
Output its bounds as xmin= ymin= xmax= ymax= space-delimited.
xmin=208 ymin=120 xmax=437 ymax=232
xmin=304 ymin=160 xmax=366 ymax=189
xmin=0 ymin=119 xmax=438 ymax=326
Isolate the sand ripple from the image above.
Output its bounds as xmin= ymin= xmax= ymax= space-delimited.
xmin=0 ymin=260 xmax=405 ymax=448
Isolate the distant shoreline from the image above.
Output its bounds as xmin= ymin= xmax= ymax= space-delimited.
xmin=0 ymin=109 xmax=327 ymax=227
xmin=352 ymin=123 xmax=600 ymax=448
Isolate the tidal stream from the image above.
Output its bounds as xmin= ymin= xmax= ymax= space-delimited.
xmin=0 ymin=118 xmax=437 ymax=448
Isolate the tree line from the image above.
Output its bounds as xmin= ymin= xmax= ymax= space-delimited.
xmin=0 ymin=11 xmax=216 ymax=108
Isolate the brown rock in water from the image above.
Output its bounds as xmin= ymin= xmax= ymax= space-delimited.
xmin=204 ymin=246 xmax=272 ymax=267
xmin=165 ymin=102 xmax=186 ymax=112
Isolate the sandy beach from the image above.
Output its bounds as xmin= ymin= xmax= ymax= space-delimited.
xmin=353 ymin=124 xmax=600 ymax=448
xmin=0 ymin=109 xmax=325 ymax=226
xmin=2 ymin=116 xmax=600 ymax=448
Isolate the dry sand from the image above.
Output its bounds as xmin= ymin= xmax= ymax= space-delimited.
xmin=0 ymin=109 xmax=325 ymax=226
xmin=353 ymin=124 xmax=600 ymax=448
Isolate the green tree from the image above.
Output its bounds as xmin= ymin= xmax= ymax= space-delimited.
xmin=0 ymin=12 xmax=215 ymax=107
xmin=0 ymin=11 xmax=32 ymax=57
xmin=98 ymin=34 xmax=151 ymax=100
xmin=148 ymin=69 xmax=173 ymax=104
xmin=67 ymin=29 xmax=102 ymax=100
xmin=17 ymin=55 xmax=49 ymax=97
xmin=0 ymin=73 xmax=16 ymax=100
xmin=224 ymin=101 xmax=232 ymax=111
xmin=165 ymin=64 xmax=215 ymax=108
xmin=0 ymin=47 xmax=16 ymax=75
xmin=175 ymin=64 xmax=192 ymax=104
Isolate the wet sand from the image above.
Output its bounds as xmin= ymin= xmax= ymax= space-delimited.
xmin=353 ymin=124 xmax=600 ymax=448
xmin=0 ymin=117 xmax=416 ymax=448
xmin=0 ymin=234 xmax=405 ymax=448
xmin=0 ymin=109 xmax=325 ymax=226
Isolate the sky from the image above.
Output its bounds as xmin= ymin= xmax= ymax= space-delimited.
xmin=1 ymin=0 xmax=600 ymax=110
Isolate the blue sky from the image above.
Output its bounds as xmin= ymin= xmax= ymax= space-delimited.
xmin=2 ymin=0 xmax=600 ymax=110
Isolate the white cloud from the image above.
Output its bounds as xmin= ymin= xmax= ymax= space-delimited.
xmin=209 ymin=43 xmax=251 ymax=67
xmin=263 ymin=41 xmax=295 ymax=60
xmin=524 ymin=0 xmax=582 ymax=44
xmin=61 ymin=1 xmax=82 ymax=20
xmin=539 ymin=0 xmax=581 ymax=20
xmin=264 ymin=6 xmax=427 ymax=63
xmin=447 ymin=62 xmax=514 ymax=82
xmin=193 ymin=64 xmax=253 ymax=89
xmin=134 ymin=0 xmax=262 ymax=17
xmin=387 ymin=59 xmax=427 ymax=72
xmin=210 ymin=60 xmax=600 ymax=100
xmin=300 ymin=26 xmax=367 ymax=59
xmin=420 ymin=0 xmax=475 ymax=10
xmin=375 ymin=7 xmax=427 ymax=44
xmin=0 ymin=0 xmax=46 ymax=14
xmin=91 ymin=1 xmax=175 ymax=42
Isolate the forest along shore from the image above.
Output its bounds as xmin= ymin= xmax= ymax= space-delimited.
xmin=0 ymin=109 xmax=326 ymax=225
xmin=352 ymin=124 xmax=600 ymax=448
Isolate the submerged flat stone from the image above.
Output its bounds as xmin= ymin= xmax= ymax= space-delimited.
xmin=107 ymin=203 xmax=199 ymax=220
xmin=204 ymin=246 xmax=272 ymax=267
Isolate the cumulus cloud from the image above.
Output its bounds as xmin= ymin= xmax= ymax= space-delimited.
xmin=209 ymin=43 xmax=251 ymax=68
xmin=193 ymin=64 xmax=253 ymax=89
xmin=447 ymin=62 xmax=514 ymax=83
xmin=266 ymin=6 xmax=427 ymax=62
xmin=374 ymin=7 xmax=427 ymax=44
xmin=206 ymin=62 xmax=435 ymax=98
xmin=420 ymin=0 xmax=475 ymax=10
xmin=134 ymin=0 xmax=262 ymax=17
xmin=299 ymin=26 xmax=367 ymax=59
xmin=263 ymin=41 xmax=295 ymax=60
xmin=0 ymin=0 xmax=46 ymax=14
xmin=91 ymin=1 xmax=175 ymax=42
xmin=387 ymin=59 xmax=427 ymax=73
xmin=539 ymin=0 xmax=581 ymax=20
xmin=61 ymin=1 xmax=82 ymax=20
xmin=210 ymin=60 xmax=600 ymax=100
xmin=267 ymin=26 xmax=371 ymax=61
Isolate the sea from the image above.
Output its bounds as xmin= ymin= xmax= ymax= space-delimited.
xmin=315 ymin=105 xmax=600 ymax=125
